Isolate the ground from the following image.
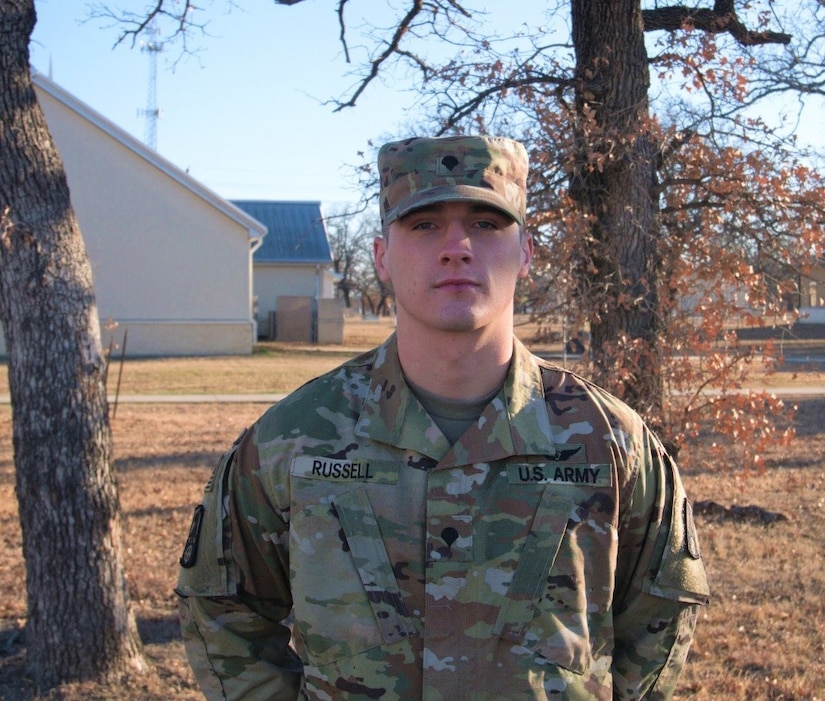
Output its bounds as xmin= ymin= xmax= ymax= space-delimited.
xmin=0 ymin=321 xmax=823 ymax=699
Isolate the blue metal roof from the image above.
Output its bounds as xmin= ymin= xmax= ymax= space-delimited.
xmin=232 ymin=200 xmax=332 ymax=264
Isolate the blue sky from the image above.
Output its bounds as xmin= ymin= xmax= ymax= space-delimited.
xmin=30 ymin=2 xmax=822 ymax=210
xmin=30 ymin=1 xmax=419 ymax=207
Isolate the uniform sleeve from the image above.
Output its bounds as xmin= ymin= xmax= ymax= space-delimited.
xmin=611 ymin=425 xmax=710 ymax=700
xmin=176 ymin=426 xmax=302 ymax=700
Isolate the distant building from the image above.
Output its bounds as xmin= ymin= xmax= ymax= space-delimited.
xmin=232 ymin=200 xmax=342 ymax=343
xmin=798 ymin=258 xmax=825 ymax=323
xmin=1 ymin=72 xmax=265 ymax=357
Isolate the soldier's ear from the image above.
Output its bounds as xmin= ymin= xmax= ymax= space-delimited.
xmin=374 ymin=236 xmax=392 ymax=283
xmin=518 ymin=233 xmax=533 ymax=278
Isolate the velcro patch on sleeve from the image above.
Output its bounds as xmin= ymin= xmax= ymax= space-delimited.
xmin=179 ymin=505 xmax=205 ymax=568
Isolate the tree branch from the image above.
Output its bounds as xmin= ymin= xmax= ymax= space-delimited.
xmin=333 ymin=0 xmax=426 ymax=111
xmin=437 ymin=72 xmax=571 ymax=132
xmin=88 ymin=0 xmax=204 ymax=50
xmin=336 ymin=0 xmax=351 ymax=62
xmin=642 ymin=3 xmax=792 ymax=46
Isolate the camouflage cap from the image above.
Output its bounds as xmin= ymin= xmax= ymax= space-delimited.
xmin=378 ymin=135 xmax=528 ymax=225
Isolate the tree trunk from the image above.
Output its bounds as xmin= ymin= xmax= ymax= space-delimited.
xmin=0 ymin=0 xmax=147 ymax=687
xmin=569 ymin=0 xmax=665 ymax=423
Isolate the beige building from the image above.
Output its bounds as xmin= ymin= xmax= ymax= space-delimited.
xmin=798 ymin=260 xmax=825 ymax=323
xmin=231 ymin=201 xmax=342 ymax=343
xmin=0 ymin=73 xmax=265 ymax=357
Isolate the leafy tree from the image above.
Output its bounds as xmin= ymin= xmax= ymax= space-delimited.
xmin=0 ymin=0 xmax=147 ymax=687
xmin=104 ymin=0 xmax=825 ymax=470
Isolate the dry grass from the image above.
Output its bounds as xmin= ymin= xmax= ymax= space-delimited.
xmin=675 ymin=396 xmax=825 ymax=700
xmin=1 ymin=317 xmax=820 ymax=398
xmin=0 ymin=318 xmax=823 ymax=699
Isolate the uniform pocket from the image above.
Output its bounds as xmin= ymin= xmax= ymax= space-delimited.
xmin=290 ymin=486 xmax=415 ymax=666
xmin=494 ymin=490 xmax=615 ymax=674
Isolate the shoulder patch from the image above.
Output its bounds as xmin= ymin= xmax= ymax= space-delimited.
xmin=179 ymin=504 xmax=205 ymax=568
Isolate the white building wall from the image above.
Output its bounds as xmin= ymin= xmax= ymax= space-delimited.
xmin=254 ymin=263 xmax=323 ymax=329
xmin=321 ymin=268 xmax=339 ymax=299
xmin=1 ymin=77 xmax=261 ymax=357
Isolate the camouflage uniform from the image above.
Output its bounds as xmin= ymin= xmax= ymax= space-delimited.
xmin=177 ymin=334 xmax=709 ymax=700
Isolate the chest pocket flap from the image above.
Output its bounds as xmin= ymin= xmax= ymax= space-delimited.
xmin=493 ymin=490 xmax=596 ymax=674
xmin=333 ymin=488 xmax=418 ymax=645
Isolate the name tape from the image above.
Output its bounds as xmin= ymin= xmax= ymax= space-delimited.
xmin=508 ymin=463 xmax=612 ymax=486
xmin=291 ymin=456 xmax=398 ymax=483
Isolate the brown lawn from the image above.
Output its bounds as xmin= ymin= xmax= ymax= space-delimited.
xmin=0 ymin=318 xmax=823 ymax=699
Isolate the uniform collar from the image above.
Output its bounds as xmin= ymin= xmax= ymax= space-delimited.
xmin=355 ymin=333 xmax=556 ymax=466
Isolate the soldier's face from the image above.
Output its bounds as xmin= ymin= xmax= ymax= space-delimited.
xmin=374 ymin=201 xmax=532 ymax=335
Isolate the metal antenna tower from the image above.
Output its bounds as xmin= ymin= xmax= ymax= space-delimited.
xmin=139 ymin=24 xmax=163 ymax=150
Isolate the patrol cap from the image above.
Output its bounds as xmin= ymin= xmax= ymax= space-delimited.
xmin=378 ymin=135 xmax=528 ymax=225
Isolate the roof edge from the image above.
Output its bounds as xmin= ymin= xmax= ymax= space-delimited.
xmin=32 ymin=71 xmax=266 ymax=239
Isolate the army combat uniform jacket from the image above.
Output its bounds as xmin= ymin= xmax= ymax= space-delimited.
xmin=177 ymin=335 xmax=709 ymax=700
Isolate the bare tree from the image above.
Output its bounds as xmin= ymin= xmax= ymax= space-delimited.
xmin=326 ymin=208 xmax=396 ymax=316
xmin=92 ymin=0 xmax=825 ymax=470
xmin=0 ymin=0 xmax=146 ymax=687
xmin=325 ymin=208 xmax=375 ymax=310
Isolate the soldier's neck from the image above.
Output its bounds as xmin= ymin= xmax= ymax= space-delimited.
xmin=394 ymin=321 xmax=514 ymax=402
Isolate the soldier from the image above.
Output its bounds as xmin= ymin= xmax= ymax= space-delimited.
xmin=177 ymin=135 xmax=710 ymax=700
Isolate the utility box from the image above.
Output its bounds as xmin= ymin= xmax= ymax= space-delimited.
xmin=275 ymin=296 xmax=343 ymax=344
xmin=317 ymin=298 xmax=344 ymax=344
xmin=276 ymin=296 xmax=313 ymax=342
